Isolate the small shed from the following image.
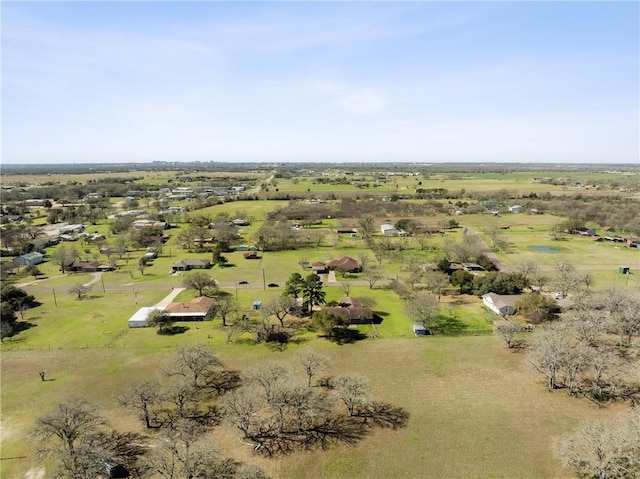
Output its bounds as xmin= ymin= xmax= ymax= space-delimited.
xmin=618 ymin=266 xmax=630 ymax=274
xmin=252 ymin=300 xmax=262 ymax=311
xmin=413 ymin=324 xmax=428 ymax=336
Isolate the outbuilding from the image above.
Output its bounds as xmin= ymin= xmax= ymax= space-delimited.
xmin=482 ymin=292 xmax=520 ymax=316
xmin=15 ymin=252 xmax=44 ymax=266
xmin=380 ymin=224 xmax=399 ymax=235
xmin=128 ymin=306 xmax=163 ymax=328
xmin=413 ymin=324 xmax=428 ymax=336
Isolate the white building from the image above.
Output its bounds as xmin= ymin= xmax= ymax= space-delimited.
xmin=127 ymin=306 xmax=163 ymax=328
xmin=380 ymin=224 xmax=399 ymax=235
xmin=482 ymin=293 xmax=520 ymax=316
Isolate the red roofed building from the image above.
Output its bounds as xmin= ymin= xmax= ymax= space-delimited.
xmin=165 ymin=296 xmax=215 ymax=321
xmin=326 ymin=256 xmax=360 ymax=273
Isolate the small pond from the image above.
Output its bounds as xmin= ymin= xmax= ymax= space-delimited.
xmin=531 ymin=246 xmax=560 ymax=252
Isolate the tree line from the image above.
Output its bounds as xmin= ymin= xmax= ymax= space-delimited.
xmin=31 ymin=345 xmax=408 ymax=478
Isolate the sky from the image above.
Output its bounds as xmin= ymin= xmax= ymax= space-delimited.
xmin=2 ymin=1 xmax=639 ymax=164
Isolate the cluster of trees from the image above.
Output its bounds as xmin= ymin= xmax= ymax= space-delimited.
xmin=33 ymin=344 xmax=265 ymax=479
xmin=0 ymin=285 xmax=39 ymax=341
xmin=222 ymin=352 xmax=409 ymax=455
xmin=177 ymin=213 xmax=241 ymax=253
xmin=0 ymin=221 xmax=47 ymax=255
xmin=555 ymin=408 xmax=640 ymax=479
xmin=32 ymin=345 xmax=408 ymax=478
xmin=448 ymin=270 xmax=527 ymax=296
xmin=272 ymin=197 xmax=452 ymax=223
xmin=283 ymin=272 xmax=326 ymax=314
xmin=253 ymin=219 xmax=328 ymax=251
xmin=527 ymin=288 xmax=640 ymax=401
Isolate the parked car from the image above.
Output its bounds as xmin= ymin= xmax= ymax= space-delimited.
xmin=268 ymin=283 xmax=279 ymax=288
xmin=238 ymin=280 xmax=249 ymax=285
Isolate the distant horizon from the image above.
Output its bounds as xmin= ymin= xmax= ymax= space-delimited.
xmin=2 ymin=160 xmax=638 ymax=169
xmin=3 ymin=2 xmax=639 ymax=164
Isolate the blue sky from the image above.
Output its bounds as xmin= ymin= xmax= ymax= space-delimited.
xmin=2 ymin=1 xmax=638 ymax=164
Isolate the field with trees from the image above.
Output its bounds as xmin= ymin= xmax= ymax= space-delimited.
xmin=1 ymin=162 xmax=639 ymax=478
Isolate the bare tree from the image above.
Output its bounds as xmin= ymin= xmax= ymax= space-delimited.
xmin=517 ymin=260 xmax=539 ymax=283
xmin=589 ymin=347 xmax=622 ymax=398
xmin=555 ymin=408 xmax=640 ymax=479
xmin=363 ymin=265 xmax=384 ymax=289
xmin=182 ymin=272 xmax=217 ymax=297
xmin=14 ymin=297 xmax=33 ymax=320
xmin=118 ymin=380 xmax=163 ymax=429
xmin=405 ymin=265 xmax=424 ymax=291
xmin=262 ymin=296 xmax=297 ymax=327
xmin=221 ymin=386 xmax=264 ymax=438
xmin=495 ymin=320 xmax=524 ymax=349
xmin=296 ymin=349 xmax=331 ymax=387
xmin=68 ymin=284 xmax=91 ymax=300
xmin=565 ymin=305 xmax=606 ymax=347
xmin=528 ymin=324 xmax=571 ymax=391
xmin=562 ymin=343 xmax=592 ymax=396
xmin=333 ymin=374 xmax=372 ymax=416
xmin=167 ymin=343 xmax=223 ymax=388
xmin=243 ymin=361 xmax=291 ymax=403
xmin=31 ymin=399 xmax=110 ymax=479
xmin=114 ymin=235 xmax=129 ymax=259
xmin=50 ymin=245 xmax=77 ymax=273
xmin=485 ymin=226 xmax=512 ymax=252
xmin=340 ymin=282 xmax=351 ymax=297
xmin=138 ymin=257 xmax=148 ymax=276
xmin=143 ymin=420 xmax=220 ymax=479
xmin=213 ymin=294 xmax=241 ymax=327
xmin=405 ymin=292 xmax=440 ymax=334
xmin=610 ymin=295 xmax=640 ymax=347
xmin=357 ymin=253 xmax=372 ymax=272
xmin=422 ymin=271 xmax=450 ymax=302
xmin=554 ymin=258 xmax=580 ymax=299
xmin=358 ymin=215 xmax=375 ymax=240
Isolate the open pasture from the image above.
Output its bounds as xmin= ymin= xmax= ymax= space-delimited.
xmin=0 ymin=169 xmax=268 ymax=187
xmin=272 ymin=169 xmax=637 ymax=197
xmin=1 ymin=335 xmax=625 ymax=479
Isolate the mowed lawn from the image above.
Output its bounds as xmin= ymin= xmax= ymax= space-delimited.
xmin=1 ymin=336 xmax=623 ymax=479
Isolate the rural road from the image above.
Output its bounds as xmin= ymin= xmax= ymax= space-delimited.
xmin=463 ymin=227 xmax=517 ymax=273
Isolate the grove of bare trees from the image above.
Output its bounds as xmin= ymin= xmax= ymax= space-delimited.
xmin=527 ymin=288 xmax=640 ymax=403
xmin=31 ymin=344 xmax=408 ymax=478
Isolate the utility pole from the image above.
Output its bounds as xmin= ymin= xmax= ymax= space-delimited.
xmin=262 ymin=269 xmax=266 ymax=290
xmin=52 ymin=288 xmax=57 ymax=307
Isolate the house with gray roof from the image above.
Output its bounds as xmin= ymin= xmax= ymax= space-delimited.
xmin=171 ymin=258 xmax=211 ymax=272
xmin=482 ymin=293 xmax=521 ymax=316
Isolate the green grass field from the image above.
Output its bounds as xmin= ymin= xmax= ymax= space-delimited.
xmin=1 ymin=335 xmax=626 ymax=479
xmin=2 ymin=168 xmax=639 ymax=478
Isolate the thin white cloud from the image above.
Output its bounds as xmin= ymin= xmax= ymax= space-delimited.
xmin=313 ymin=81 xmax=389 ymax=116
